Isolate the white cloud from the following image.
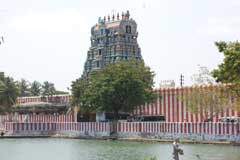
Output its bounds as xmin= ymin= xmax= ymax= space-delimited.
xmin=9 ymin=9 xmax=87 ymax=33
xmin=196 ymin=17 xmax=240 ymax=36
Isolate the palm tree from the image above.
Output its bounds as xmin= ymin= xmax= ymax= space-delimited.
xmin=17 ymin=79 xmax=30 ymax=97
xmin=0 ymin=80 xmax=6 ymax=109
xmin=30 ymin=81 xmax=42 ymax=96
xmin=42 ymin=81 xmax=56 ymax=96
xmin=0 ymin=77 xmax=19 ymax=108
xmin=0 ymin=72 xmax=4 ymax=81
xmin=0 ymin=80 xmax=6 ymax=97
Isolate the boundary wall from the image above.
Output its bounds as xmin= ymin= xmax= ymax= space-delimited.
xmin=5 ymin=122 xmax=112 ymax=137
xmin=17 ymin=95 xmax=71 ymax=104
xmin=0 ymin=114 xmax=75 ymax=129
xmin=4 ymin=122 xmax=240 ymax=142
xmin=117 ymin=122 xmax=240 ymax=142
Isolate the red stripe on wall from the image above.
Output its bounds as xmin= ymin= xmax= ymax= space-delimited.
xmin=185 ymin=88 xmax=189 ymax=122
xmin=176 ymin=89 xmax=179 ymax=122
xmin=181 ymin=89 xmax=184 ymax=122
xmin=171 ymin=89 xmax=175 ymax=122
xmin=167 ymin=89 xmax=171 ymax=122
xmin=158 ymin=90 xmax=163 ymax=115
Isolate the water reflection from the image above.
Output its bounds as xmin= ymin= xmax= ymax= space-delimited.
xmin=0 ymin=138 xmax=239 ymax=160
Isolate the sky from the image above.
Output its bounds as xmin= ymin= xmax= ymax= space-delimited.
xmin=0 ymin=0 xmax=240 ymax=91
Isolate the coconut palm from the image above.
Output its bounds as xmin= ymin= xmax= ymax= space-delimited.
xmin=30 ymin=81 xmax=42 ymax=96
xmin=17 ymin=79 xmax=30 ymax=97
xmin=42 ymin=81 xmax=56 ymax=96
xmin=0 ymin=76 xmax=19 ymax=108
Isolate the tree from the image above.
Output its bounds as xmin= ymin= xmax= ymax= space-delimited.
xmin=0 ymin=75 xmax=19 ymax=108
xmin=186 ymin=65 xmax=221 ymax=121
xmin=71 ymin=59 xmax=156 ymax=121
xmin=185 ymin=85 xmax=229 ymax=121
xmin=30 ymin=81 xmax=42 ymax=96
xmin=186 ymin=41 xmax=240 ymax=121
xmin=0 ymin=72 xmax=4 ymax=81
xmin=17 ymin=79 xmax=30 ymax=97
xmin=71 ymin=76 xmax=91 ymax=112
xmin=212 ymin=41 xmax=240 ymax=83
xmin=211 ymin=41 xmax=240 ymax=111
xmin=0 ymin=73 xmax=5 ymax=96
xmin=0 ymin=79 xmax=6 ymax=98
xmin=42 ymin=81 xmax=56 ymax=96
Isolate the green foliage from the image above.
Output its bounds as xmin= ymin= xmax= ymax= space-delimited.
xmin=42 ymin=81 xmax=56 ymax=96
xmin=211 ymin=41 xmax=240 ymax=111
xmin=30 ymin=81 xmax=42 ymax=96
xmin=186 ymin=41 xmax=240 ymax=118
xmin=71 ymin=77 xmax=90 ymax=111
xmin=186 ymin=86 xmax=230 ymax=116
xmin=0 ymin=72 xmax=4 ymax=81
xmin=28 ymin=80 xmax=68 ymax=96
xmin=0 ymin=79 xmax=6 ymax=95
xmin=212 ymin=41 xmax=240 ymax=83
xmin=0 ymin=74 xmax=19 ymax=108
xmin=0 ymin=71 xmax=67 ymax=109
xmin=72 ymin=59 xmax=156 ymax=119
xmin=17 ymin=79 xmax=30 ymax=97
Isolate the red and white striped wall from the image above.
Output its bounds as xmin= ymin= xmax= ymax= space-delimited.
xmin=134 ymin=85 xmax=240 ymax=122
xmin=15 ymin=85 xmax=240 ymax=123
xmin=17 ymin=95 xmax=71 ymax=104
xmin=117 ymin=122 xmax=240 ymax=136
xmin=5 ymin=121 xmax=240 ymax=142
xmin=5 ymin=122 xmax=110 ymax=133
xmin=0 ymin=114 xmax=75 ymax=125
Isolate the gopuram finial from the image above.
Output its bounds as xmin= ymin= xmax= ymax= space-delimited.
xmin=122 ymin=12 xmax=125 ymax=20
xmin=112 ymin=14 xmax=115 ymax=21
xmin=117 ymin=13 xmax=119 ymax=20
xmin=126 ymin=10 xmax=130 ymax=19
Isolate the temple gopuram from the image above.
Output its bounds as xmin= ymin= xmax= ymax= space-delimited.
xmin=83 ymin=11 xmax=142 ymax=76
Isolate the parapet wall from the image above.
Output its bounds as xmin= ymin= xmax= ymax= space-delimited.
xmin=117 ymin=122 xmax=240 ymax=142
xmin=5 ymin=122 xmax=112 ymax=138
xmin=4 ymin=122 xmax=240 ymax=143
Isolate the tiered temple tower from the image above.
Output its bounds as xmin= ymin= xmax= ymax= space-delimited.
xmin=83 ymin=11 xmax=142 ymax=76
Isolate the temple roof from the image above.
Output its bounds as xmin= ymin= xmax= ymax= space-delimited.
xmin=0 ymin=102 xmax=70 ymax=114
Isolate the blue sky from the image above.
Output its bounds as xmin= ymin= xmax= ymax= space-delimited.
xmin=0 ymin=0 xmax=240 ymax=91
